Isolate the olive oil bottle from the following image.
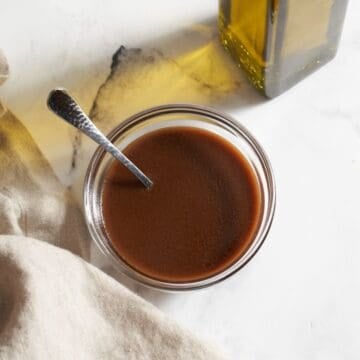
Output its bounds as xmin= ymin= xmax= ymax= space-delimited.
xmin=219 ymin=0 xmax=349 ymax=97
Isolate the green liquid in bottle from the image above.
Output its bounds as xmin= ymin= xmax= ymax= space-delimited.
xmin=219 ymin=0 xmax=349 ymax=97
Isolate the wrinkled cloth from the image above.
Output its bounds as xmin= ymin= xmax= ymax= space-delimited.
xmin=0 ymin=236 xmax=224 ymax=360
xmin=0 ymin=54 xmax=224 ymax=359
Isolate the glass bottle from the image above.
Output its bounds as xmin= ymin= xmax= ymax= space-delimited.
xmin=219 ymin=0 xmax=349 ymax=97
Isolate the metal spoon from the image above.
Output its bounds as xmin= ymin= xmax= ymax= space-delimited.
xmin=47 ymin=88 xmax=153 ymax=189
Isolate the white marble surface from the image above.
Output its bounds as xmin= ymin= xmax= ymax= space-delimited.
xmin=2 ymin=1 xmax=360 ymax=359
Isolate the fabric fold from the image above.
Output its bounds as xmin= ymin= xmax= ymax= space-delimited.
xmin=0 ymin=236 xmax=224 ymax=360
xmin=0 ymin=52 xmax=225 ymax=359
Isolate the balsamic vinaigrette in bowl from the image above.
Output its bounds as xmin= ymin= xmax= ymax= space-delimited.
xmin=101 ymin=126 xmax=262 ymax=283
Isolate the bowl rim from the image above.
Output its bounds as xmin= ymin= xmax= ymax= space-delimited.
xmin=83 ymin=103 xmax=276 ymax=292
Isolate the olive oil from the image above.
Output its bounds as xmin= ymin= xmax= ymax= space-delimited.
xmin=219 ymin=0 xmax=349 ymax=97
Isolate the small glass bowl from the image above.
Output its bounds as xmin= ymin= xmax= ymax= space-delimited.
xmin=83 ymin=104 xmax=276 ymax=291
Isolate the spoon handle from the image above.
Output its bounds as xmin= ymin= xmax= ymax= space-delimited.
xmin=47 ymin=89 xmax=153 ymax=189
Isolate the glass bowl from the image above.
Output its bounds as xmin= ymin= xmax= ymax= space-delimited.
xmin=83 ymin=104 xmax=276 ymax=291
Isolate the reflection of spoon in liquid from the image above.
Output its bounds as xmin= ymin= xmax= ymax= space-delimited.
xmin=47 ymin=88 xmax=153 ymax=189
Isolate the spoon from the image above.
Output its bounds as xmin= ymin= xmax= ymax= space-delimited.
xmin=47 ymin=88 xmax=153 ymax=189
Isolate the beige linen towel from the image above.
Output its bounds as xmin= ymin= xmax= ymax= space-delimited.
xmin=0 ymin=51 xmax=225 ymax=359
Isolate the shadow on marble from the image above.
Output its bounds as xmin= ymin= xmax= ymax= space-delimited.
xmin=89 ymin=17 xmax=265 ymax=133
xmin=45 ymin=16 xmax=265 ymax=191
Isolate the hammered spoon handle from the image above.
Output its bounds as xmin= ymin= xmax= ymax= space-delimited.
xmin=47 ymin=88 xmax=153 ymax=189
